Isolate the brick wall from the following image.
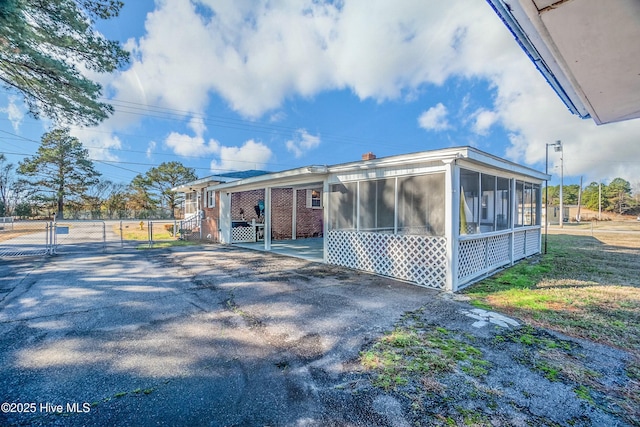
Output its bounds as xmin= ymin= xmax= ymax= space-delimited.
xmin=295 ymin=189 xmax=323 ymax=238
xmin=271 ymin=188 xmax=293 ymax=239
xmin=231 ymin=190 xmax=266 ymax=222
xmin=229 ymin=188 xmax=324 ymax=241
xmin=197 ymin=189 xmax=220 ymax=242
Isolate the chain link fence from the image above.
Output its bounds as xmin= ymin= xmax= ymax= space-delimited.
xmin=0 ymin=219 xmax=203 ymax=258
xmin=0 ymin=220 xmax=51 ymax=257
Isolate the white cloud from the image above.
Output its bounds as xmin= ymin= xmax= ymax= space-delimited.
xmin=210 ymin=139 xmax=273 ymax=172
xmin=418 ymin=103 xmax=450 ymax=131
xmin=146 ymin=141 xmax=156 ymax=159
xmin=89 ymin=0 xmax=640 ymax=183
xmin=104 ymin=0 xmax=499 ymax=119
xmin=269 ymin=111 xmax=287 ymax=123
xmin=472 ymin=109 xmax=498 ymax=135
xmin=164 ymin=116 xmax=220 ymax=157
xmin=71 ymin=128 xmax=123 ymax=162
xmin=285 ymin=129 xmax=321 ymax=158
xmin=0 ymin=96 xmax=25 ymax=131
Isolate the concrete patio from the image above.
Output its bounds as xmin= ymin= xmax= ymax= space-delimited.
xmin=234 ymin=237 xmax=324 ymax=263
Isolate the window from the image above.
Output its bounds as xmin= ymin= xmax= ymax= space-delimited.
xmin=206 ymin=189 xmax=216 ymax=208
xmin=460 ymin=170 xmax=480 ymax=234
xmin=496 ymin=177 xmax=510 ymax=230
xmin=515 ymin=181 xmax=525 ymax=227
xmin=184 ymin=191 xmax=198 ymax=215
xmin=480 ymin=174 xmax=496 ymax=232
xmin=397 ymin=174 xmax=445 ymax=236
xmin=306 ymin=189 xmax=322 ymax=209
xmin=359 ymin=178 xmax=395 ymax=232
xmin=329 ymin=182 xmax=356 ymax=230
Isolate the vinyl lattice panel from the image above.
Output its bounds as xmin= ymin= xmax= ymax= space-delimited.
xmin=231 ymin=226 xmax=256 ymax=243
xmin=487 ymin=234 xmax=511 ymax=266
xmin=513 ymin=231 xmax=526 ymax=259
xmin=526 ymin=228 xmax=540 ymax=256
xmin=327 ymin=230 xmax=447 ymax=289
xmin=457 ymin=238 xmax=486 ymax=280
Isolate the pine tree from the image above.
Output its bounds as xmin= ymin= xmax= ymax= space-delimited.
xmin=0 ymin=0 xmax=129 ymax=126
xmin=132 ymin=162 xmax=197 ymax=218
xmin=18 ymin=128 xmax=101 ymax=219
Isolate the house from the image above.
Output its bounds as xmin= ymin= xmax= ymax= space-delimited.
xmin=487 ymin=0 xmax=640 ymax=125
xmin=174 ymin=147 xmax=549 ymax=291
xmin=171 ymin=170 xmax=269 ymax=241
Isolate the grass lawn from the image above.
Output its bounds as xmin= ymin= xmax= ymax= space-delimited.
xmin=462 ymin=226 xmax=640 ymax=422
xmin=115 ymin=222 xmax=176 ymax=241
xmin=462 ymin=230 xmax=640 ymax=357
xmin=136 ymin=240 xmax=200 ymax=250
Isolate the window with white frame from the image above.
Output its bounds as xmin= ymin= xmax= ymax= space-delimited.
xmin=206 ymin=189 xmax=216 ymax=208
xmin=306 ymin=189 xmax=322 ymax=209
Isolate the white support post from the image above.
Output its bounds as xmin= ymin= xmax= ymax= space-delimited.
xmin=445 ymin=160 xmax=459 ymax=292
xmin=219 ymin=192 xmax=232 ymax=244
xmin=323 ymin=179 xmax=329 ymax=263
xmin=356 ymin=181 xmax=360 ymax=232
xmin=510 ymin=178 xmax=516 ymax=265
xmin=292 ymin=189 xmax=297 ymax=240
xmin=393 ymin=177 xmax=398 ymax=234
xmin=265 ymin=187 xmax=272 ymax=250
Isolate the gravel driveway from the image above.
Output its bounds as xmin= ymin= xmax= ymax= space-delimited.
xmin=0 ymin=245 xmax=632 ymax=426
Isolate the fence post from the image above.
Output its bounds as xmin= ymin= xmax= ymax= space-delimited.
xmin=45 ymin=222 xmax=50 ymax=255
xmin=102 ymin=222 xmax=107 ymax=252
xmin=148 ymin=221 xmax=152 ymax=248
xmin=120 ymin=221 xmax=124 ymax=248
xmin=50 ymin=221 xmax=56 ymax=255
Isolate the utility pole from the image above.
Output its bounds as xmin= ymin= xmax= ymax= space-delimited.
xmin=576 ymin=176 xmax=583 ymax=222
xmin=598 ymin=182 xmax=602 ymax=220
xmin=559 ymin=146 xmax=564 ymax=228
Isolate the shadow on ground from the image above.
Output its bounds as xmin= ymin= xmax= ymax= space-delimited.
xmin=0 ymin=245 xmax=633 ymax=426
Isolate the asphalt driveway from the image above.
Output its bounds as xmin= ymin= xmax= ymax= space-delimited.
xmin=0 ymin=245 xmax=632 ymax=426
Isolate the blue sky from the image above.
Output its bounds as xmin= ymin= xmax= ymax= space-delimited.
xmin=1 ymin=0 xmax=640 ymax=189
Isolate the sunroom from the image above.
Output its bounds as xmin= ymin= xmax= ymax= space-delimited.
xmin=211 ymin=147 xmax=548 ymax=292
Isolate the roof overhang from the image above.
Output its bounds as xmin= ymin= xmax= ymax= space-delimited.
xmin=171 ymin=175 xmax=245 ymax=192
xmin=210 ymin=166 xmax=328 ymax=193
xmin=487 ymin=0 xmax=640 ymax=125
xmin=210 ymin=147 xmax=549 ymax=193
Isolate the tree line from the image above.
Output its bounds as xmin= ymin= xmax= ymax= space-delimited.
xmin=544 ymin=179 xmax=639 ymax=215
xmin=0 ymin=128 xmax=197 ymax=220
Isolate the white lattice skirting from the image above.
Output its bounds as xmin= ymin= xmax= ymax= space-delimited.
xmin=327 ymin=230 xmax=447 ymax=289
xmin=231 ymin=226 xmax=256 ymax=243
xmin=458 ymin=228 xmax=541 ymax=286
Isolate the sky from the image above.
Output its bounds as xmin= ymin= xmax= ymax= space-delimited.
xmin=1 ymin=0 xmax=640 ymax=190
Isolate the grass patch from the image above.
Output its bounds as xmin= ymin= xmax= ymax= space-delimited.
xmin=464 ymin=234 xmax=640 ymax=356
xmin=114 ymin=222 xmax=176 ymax=241
xmin=360 ymin=317 xmax=489 ymax=391
xmin=465 ymin=231 xmax=640 ymax=425
xmin=135 ymin=240 xmax=200 ymax=250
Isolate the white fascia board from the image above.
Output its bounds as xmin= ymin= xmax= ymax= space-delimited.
xmin=327 ymin=147 xmax=466 ymax=174
xmin=461 ymin=148 xmax=550 ymax=182
xmin=486 ymin=0 xmax=591 ymax=119
xmin=171 ymin=175 xmax=242 ymax=192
